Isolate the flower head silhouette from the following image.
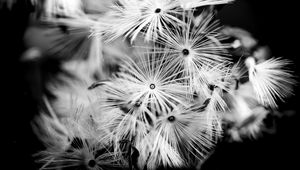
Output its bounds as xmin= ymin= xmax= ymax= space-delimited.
xmin=11 ymin=0 xmax=296 ymax=169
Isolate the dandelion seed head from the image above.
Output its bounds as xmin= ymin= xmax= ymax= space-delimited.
xmin=34 ymin=104 xmax=125 ymax=170
xmin=159 ymin=10 xmax=231 ymax=94
xmin=101 ymin=0 xmax=184 ymax=42
xmin=146 ymin=105 xmax=221 ymax=168
xmin=246 ymin=57 xmax=295 ymax=107
xmin=38 ymin=138 xmax=125 ymax=170
xmin=110 ymin=51 xmax=191 ymax=115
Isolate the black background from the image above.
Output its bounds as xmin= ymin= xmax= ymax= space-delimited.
xmin=1 ymin=0 xmax=299 ymax=169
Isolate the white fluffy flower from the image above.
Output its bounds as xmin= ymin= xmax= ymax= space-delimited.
xmin=146 ymin=105 xmax=220 ymax=169
xmin=91 ymin=50 xmax=191 ymax=154
xmin=33 ymin=97 xmax=123 ymax=170
xmin=114 ymin=50 xmax=190 ymax=115
xmin=28 ymin=1 xmax=296 ymax=169
xmin=36 ymin=137 xmax=125 ymax=170
xmin=100 ymin=0 xmax=184 ymax=42
xmin=159 ymin=10 xmax=230 ymax=93
xmin=245 ymin=57 xmax=295 ymax=108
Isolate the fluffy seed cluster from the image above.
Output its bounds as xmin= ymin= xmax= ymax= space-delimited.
xmin=9 ymin=0 xmax=294 ymax=169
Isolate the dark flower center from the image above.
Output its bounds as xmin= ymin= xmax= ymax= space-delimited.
xmin=155 ymin=8 xmax=161 ymax=13
xmin=150 ymin=83 xmax=156 ymax=89
xmin=168 ymin=116 xmax=176 ymax=122
xmin=208 ymin=84 xmax=216 ymax=91
xmin=88 ymin=159 xmax=96 ymax=168
xmin=135 ymin=100 xmax=142 ymax=107
xmin=182 ymin=49 xmax=189 ymax=56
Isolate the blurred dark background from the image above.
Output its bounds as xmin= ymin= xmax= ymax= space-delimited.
xmin=1 ymin=0 xmax=299 ymax=169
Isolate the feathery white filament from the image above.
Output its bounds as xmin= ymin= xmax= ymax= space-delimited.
xmin=246 ymin=57 xmax=294 ymax=108
xmin=100 ymin=0 xmax=183 ymax=42
xmin=178 ymin=0 xmax=234 ymax=10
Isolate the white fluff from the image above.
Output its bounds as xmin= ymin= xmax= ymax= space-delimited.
xmin=246 ymin=57 xmax=294 ymax=108
xmin=178 ymin=0 xmax=234 ymax=10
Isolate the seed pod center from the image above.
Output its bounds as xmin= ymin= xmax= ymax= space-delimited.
xmin=150 ymin=83 xmax=156 ymax=89
xmin=135 ymin=100 xmax=142 ymax=107
xmin=155 ymin=8 xmax=161 ymax=13
xmin=88 ymin=159 xmax=96 ymax=168
xmin=168 ymin=116 xmax=176 ymax=122
xmin=182 ymin=49 xmax=190 ymax=56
